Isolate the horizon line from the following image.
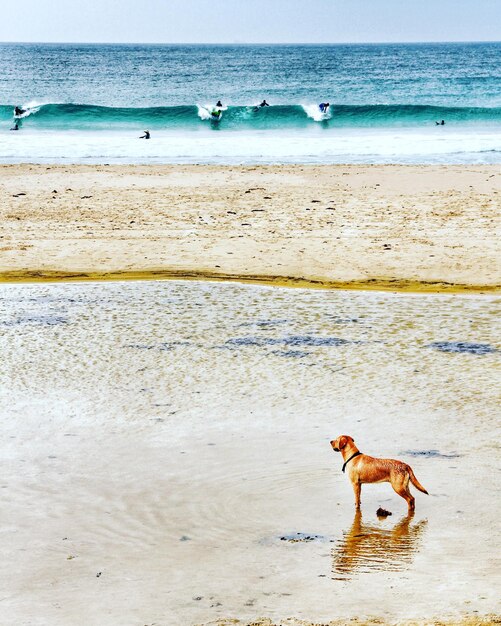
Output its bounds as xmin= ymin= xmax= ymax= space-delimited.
xmin=1 ymin=39 xmax=500 ymax=46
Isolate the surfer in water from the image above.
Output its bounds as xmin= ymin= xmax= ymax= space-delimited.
xmin=435 ymin=119 xmax=445 ymax=126
xmin=14 ymin=106 xmax=26 ymax=117
xmin=140 ymin=130 xmax=150 ymax=139
xmin=210 ymin=101 xmax=224 ymax=119
xmin=319 ymin=102 xmax=330 ymax=114
xmin=253 ymin=99 xmax=270 ymax=112
xmin=10 ymin=123 xmax=19 ymax=131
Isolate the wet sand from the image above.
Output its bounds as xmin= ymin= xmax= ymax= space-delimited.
xmin=1 ymin=164 xmax=500 ymax=292
xmin=0 ymin=280 xmax=499 ymax=625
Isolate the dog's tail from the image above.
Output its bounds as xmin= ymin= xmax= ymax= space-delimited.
xmin=408 ymin=467 xmax=429 ymax=494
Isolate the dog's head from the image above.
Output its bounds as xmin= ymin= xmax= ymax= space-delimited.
xmin=330 ymin=435 xmax=354 ymax=452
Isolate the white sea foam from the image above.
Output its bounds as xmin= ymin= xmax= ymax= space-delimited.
xmin=197 ymin=103 xmax=226 ymax=122
xmin=14 ymin=100 xmax=44 ymax=119
xmin=197 ymin=105 xmax=212 ymax=121
xmin=302 ymin=103 xmax=331 ymax=122
xmin=1 ymin=126 xmax=500 ymax=164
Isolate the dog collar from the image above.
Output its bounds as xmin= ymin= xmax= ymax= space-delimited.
xmin=342 ymin=451 xmax=361 ymax=473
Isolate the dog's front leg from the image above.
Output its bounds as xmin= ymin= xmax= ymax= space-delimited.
xmin=352 ymin=481 xmax=361 ymax=509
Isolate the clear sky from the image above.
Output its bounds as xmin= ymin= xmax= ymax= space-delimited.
xmin=1 ymin=0 xmax=500 ymax=44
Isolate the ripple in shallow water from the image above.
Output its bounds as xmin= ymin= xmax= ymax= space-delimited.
xmin=1 ymin=314 xmax=68 ymax=326
xmin=225 ymin=336 xmax=282 ymax=347
xmin=285 ymin=335 xmax=351 ymax=347
xmin=270 ymin=350 xmax=310 ymax=358
xmin=238 ymin=319 xmax=289 ymax=328
xmin=278 ymin=532 xmax=332 ymax=543
xmin=225 ymin=335 xmax=352 ymax=348
xmin=403 ymin=449 xmax=462 ymax=459
xmin=124 ymin=340 xmax=191 ymax=351
xmin=428 ymin=341 xmax=496 ymax=355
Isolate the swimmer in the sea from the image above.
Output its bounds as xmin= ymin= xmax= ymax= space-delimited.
xmin=319 ymin=102 xmax=330 ymax=113
xmin=140 ymin=130 xmax=150 ymax=139
xmin=14 ymin=106 xmax=26 ymax=116
xmin=216 ymin=100 xmax=223 ymax=108
xmin=435 ymin=120 xmax=445 ymax=126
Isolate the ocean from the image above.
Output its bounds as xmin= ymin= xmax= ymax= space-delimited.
xmin=1 ymin=42 xmax=500 ymax=163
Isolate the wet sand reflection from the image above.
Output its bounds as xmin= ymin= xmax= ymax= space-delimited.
xmin=332 ymin=511 xmax=427 ymax=579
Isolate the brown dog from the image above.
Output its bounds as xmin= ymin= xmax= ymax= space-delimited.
xmin=330 ymin=435 xmax=428 ymax=512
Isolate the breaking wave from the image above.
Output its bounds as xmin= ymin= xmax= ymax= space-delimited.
xmin=2 ymin=102 xmax=501 ymax=131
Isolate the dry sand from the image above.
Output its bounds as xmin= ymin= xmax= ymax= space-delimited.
xmin=1 ymin=164 xmax=500 ymax=291
xmin=197 ymin=615 xmax=501 ymax=626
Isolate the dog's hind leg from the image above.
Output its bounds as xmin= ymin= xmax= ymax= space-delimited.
xmin=391 ymin=474 xmax=415 ymax=512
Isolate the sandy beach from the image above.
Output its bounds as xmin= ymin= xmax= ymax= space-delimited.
xmin=1 ymin=164 xmax=500 ymax=291
xmin=1 ymin=163 xmax=500 ymax=625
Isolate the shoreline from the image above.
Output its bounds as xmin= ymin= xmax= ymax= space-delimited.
xmin=0 ymin=268 xmax=498 ymax=294
xmin=1 ymin=164 xmax=500 ymax=293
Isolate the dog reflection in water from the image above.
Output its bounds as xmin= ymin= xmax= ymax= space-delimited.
xmin=332 ymin=511 xmax=427 ymax=579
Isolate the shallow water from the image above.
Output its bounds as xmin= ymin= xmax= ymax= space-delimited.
xmin=2 ymin=126 xmax=500 ymax=164
xmin=0 ymin=281 xmax=499 ymax=625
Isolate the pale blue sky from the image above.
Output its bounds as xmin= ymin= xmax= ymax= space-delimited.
xmin=1 ymin=0 xmax=500 ymax=44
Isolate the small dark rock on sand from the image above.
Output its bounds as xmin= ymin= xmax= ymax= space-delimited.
xmin=377 ymin=507 xmax=392 ymax=517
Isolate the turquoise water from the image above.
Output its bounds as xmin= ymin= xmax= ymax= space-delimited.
xmin=2 ymin=103 xmax=501 ymax=131
xmin=1 ymin=42 xmax=500 ymax=162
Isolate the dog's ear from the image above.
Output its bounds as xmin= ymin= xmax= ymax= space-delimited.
xmin=338 ymin=435 xmax=348 ymax=449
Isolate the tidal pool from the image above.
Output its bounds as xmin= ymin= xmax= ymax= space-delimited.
xmin=0 ymin=281 xmax=499 ymax=625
